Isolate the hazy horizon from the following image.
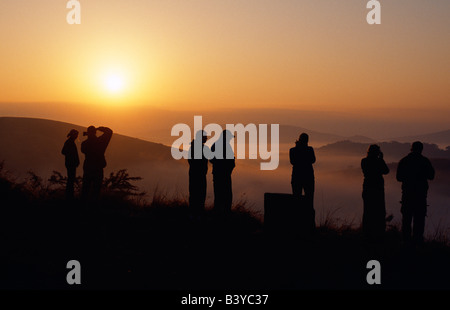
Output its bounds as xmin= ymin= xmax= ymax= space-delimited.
xmin=1 ymin=105 xmax=449 ymax=144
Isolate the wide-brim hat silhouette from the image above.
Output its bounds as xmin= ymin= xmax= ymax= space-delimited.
xmin=84 ymin=126 xmax=97 ymax=136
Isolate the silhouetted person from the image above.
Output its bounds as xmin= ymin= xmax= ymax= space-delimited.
xmin=210 ymin=130 xmax=235 ymax=215
xmin=361 ymin=144 xmax=389 ymax=240
xmin=290 ymin=133 xmax=316 ymax=214
xmin=188 ymin=130 xmax=209 ymax=216
xmin=397 ymin=141 xmax=435 ymax=246
xmin=61 ymin=129 xmax=80 ymax=200
xmin=81 ymin=126 xmax=113 ymax=201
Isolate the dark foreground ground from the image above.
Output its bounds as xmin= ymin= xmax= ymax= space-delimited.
xmin=1 ymin=193 xmax=450 ymax=291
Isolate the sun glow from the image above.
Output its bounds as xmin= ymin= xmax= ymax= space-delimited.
xmin=104 ymin=74 xmax=125 ymax=94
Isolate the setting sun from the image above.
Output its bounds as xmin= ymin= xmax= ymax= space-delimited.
xmin=104 ymin=74 xmax=125 ymax=94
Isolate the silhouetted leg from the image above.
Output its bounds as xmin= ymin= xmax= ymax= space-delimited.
xmin=379 ymin=188 xmax=387 ymax=237
xmin=366 ymin=187 xmax=386 ymax=240
xmin=213 ymin=176 xmax=224 ymax=214
xmin=213 ymin=174 xmax=232 ymax=215
xmin=92 ymin=169 xmax=104 ymax=200
xmin=413 ymin=215 xmax=425 ymax=245
xmin=413 ymin=201 xmax=427 ymax=245
xmin=304 ymin=179 xmax=315 ymax=231
xmin=401 ymin=191 xmax=414 ymax=245
xmin=189 ymin=173 xmax=207 ymax=216
xmin=303 ymin=179 xmax=315 ymax=209
xmin=82 ymin=171 xmax=92 ymax=201
xmin=224 ymin=174 xmax=232 ymax=214
xmin=291 ymin=181 xmax=302 ymax=199
xmin=402 ymin=209 xmax=413 ymax=246
xmin=188 ymin=174 xmax=197 ymax=214
xmin=66 ymin=167 xmax=76 ymax=200
xmin=362 ymin=189 xmax=371 ymax=237
xmin=199 ymin=175 xmax=207 ymax=212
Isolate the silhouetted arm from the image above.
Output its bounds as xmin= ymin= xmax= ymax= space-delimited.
xmin=226 ymin=144 xmax=235 ymax=173
xmin=361 ymin=158 xmax=367 ymax=175
xmin=97 ymin=127 xmax=113 ymax=151
xmin=188 ymin=146 xmax=193 ymax=165
xmin=310 ymin=147 xmax=316 ymax=164
xmin=81 ymin=140 xmax=87 ymax=155
xmin=61 ymin=140 xmax=69 ymax=156
xmin=188 ymin=141 xmax=194 ymax=165
xmin=380 ymin=159 xmax=389 ymax=175
xmin=396 ymin=159 xmax=405 ymax=182
xmin=289 ymin=148 xmax=295 ymax=166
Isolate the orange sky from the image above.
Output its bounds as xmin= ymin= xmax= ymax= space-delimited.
xmin=0 ymin=1 xmax=449 ymax=115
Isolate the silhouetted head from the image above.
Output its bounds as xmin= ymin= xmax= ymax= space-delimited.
xmin=367 ymin=144 xmax=381 ymax=157
xmin=84 ymin=126 xmax=97 ymax=138
xmin=67 ymin=129 xmax=78 ymax=140
xmin=218 ymin=130 xmax=235 ymax=159
xmin=411 ymin=141 xmax=423 ymax=154
xmin=221 ymin=129 xmax=234 ymax=142
xmin=194 ymin=130 xmax=208 ymax=144
xmin=296 ymin=133 xmax=309 ymax=146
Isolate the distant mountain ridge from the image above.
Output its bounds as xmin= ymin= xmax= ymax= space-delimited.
xmin=317 ymin=140 xmax=450 ymax=162
xmin=278 ymin=125 xmax=374 ymax=146
xmin=390 ymin=129 xmax=450 ymax=147
xmin=280 ymin=126 xmax=450 ymax=147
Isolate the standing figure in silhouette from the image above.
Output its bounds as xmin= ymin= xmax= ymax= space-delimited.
xmin=61 ymin=129 xmax=80 ymax=200
xmin=396 ymin=141 xmax=435 ymax=246
xmin=188 ymin=130 xmax=209 ymax=216
xmin=361 ymin=144 xmax=389 ymax=240
xmin=210 ymin=130 xmax=235 ymax=215
xmin=290 ymin=133 xmax=316 ymax=211
xmin=81 ymin=126 xmax=113 ymax=201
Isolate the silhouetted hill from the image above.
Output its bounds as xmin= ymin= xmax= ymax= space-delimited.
xmin=317 ymin=140 xmax=450 ymax=162
xmin=346 ymin=135 xmax=376 ymax=144
xmin=214 ymin=124 xmax=373 ymax=147
xmin=278 ymin=125 xmax=345 ymax=146
xmin=392 ymin=129 xmax=450 ymax=147
xmin=275 ymin=126 xmax=376 ymax=146
xmin=0 ymin=117 xmax=184 ymax=180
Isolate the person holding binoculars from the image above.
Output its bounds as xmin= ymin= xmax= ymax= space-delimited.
xmin=81 ymin=125 xmax=113 ymax=201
